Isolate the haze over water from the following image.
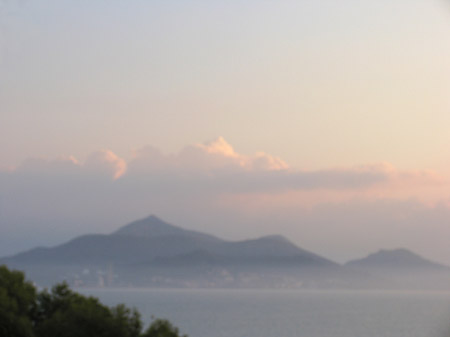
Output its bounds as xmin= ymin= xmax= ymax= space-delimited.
xmin=80 ymin=288 xmax=450 ymax=337
xmin=2 ymin=1 xmax=450 ymax=336
xmin=1 ymin=0 xmax=450 ymax=266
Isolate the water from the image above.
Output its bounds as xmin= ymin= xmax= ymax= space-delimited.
xmin=78 ymin=288 xmax=450 ymax=337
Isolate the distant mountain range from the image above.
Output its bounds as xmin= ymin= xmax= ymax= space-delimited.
xmin=346 ymin=248 xmax=449 ymax=272
xmin=345 ymin=248 xmax=450 ymax=289
xmin=2 ymin=215 xmax=450 ymax=289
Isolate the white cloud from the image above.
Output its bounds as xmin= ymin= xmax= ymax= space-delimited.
xmin=127 ymin=137 xmax=288 ymax=174
xmin=16 ymin=156 xmax=81 ymax=174
xmin=250 ymin=152 xmax=289 ymax=171
xmin=5 ymin=138 xmax=444 ymax=195
xmin=84 ymin=150 xmax=127 ymax=180
xmin=198 ymin=137 xmax=240 ymax=158
xmin=1 ymin=138 xmax=450 ymax=263
xmin=13 ymin=151 xmax=127 ymax=180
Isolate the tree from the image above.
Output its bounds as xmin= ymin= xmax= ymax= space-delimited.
xmin=34 ymin=283 xmax=141 ymax=337
xmin=0 ymin=265 xmax=36 ymax=337
xmin=142 ymin=319 xmax=188 ymax=337
xmin=111 ymin=304 xmax=142 ymax=337
xmin=0 ymin=265 xmax=187 ymax=337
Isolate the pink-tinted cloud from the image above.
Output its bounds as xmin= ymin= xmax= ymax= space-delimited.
xmin=10 ymin=150 xmax=127 ymax=180
xmin=84 ymin=150 xmax=127 ymax=179
xmin=127 ymin=137 xmax=288 ymax=174
xmin=1 ymin=138 xmax=450 ymax=263
xmin=16 ymin=156 xmax=81 ymax=174
xmin=5 ymin=138 xmax=445 ymax=197
xmin=251 ymin=152 xmax=289 ymax=171
xmin=216 ymin=165 xmax=447 ymax=216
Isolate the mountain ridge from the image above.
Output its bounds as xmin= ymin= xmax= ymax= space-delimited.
xmin=346 ymin=248 xmax=449 ymax=271
xmin=112 ymin=215 xmax=222 ymax=243
xmin=1 ymin=215 xmax=343 ymax=287
xmin=2 ymin=215 xmax=450 ymax=289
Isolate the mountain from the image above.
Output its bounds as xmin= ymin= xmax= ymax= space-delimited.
xmin=345 ymin=248 xmax=450 ymax=290
xmin=112 ymin=215 xmax=220 ymax=242
xmin=1 ymin=215 xmax=343 ymax=288
xmin=3 ymin=216 xmax=223 ymax=266
xmin=346 ymin=248 xmax=449 ymax=272
xmin=5 ymin=216 xmax=449 ymax=289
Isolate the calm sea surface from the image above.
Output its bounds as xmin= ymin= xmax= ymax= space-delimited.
xmin=78 ymin=288 xmax=450 ymax=337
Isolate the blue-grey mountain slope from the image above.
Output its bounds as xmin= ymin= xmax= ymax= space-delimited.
xmin=346 ymin=248 xmax=449 ymax=271
xmin=1 ymin=215 xmax=344 ymax=288
xmin=345 ymin=248 xmax=450 ymax=289
xmin=5 ymin=216 xmax=449 ymax=289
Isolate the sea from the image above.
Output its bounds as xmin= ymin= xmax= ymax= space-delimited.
xmin=78 ymin=288 xmax=450 ymax=337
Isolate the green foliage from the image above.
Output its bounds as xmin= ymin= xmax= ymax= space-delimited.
xmin=34 ymin=283 xmax=143 ymax=337
xmin=111 ymin=304 xmax=143 ymax=337
xmin=0 ymin=265 xmax=187 ymax=337
xmin=35 ymin=283 xmax=113 ymax=337
xmin=143 ymin=319 xmax=188 ymax=337
xmin=0 ymin=265 xmax=36 ymax=337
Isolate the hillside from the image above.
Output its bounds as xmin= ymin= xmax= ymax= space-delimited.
xmin=4 ymin=217 xmax=449 ymax=289
xmin=346 ymin=248 xmax=449 ymax=272
xmin=1 ymin=215 xmax=342 ymax=288
xmin=345 ymin=248 xmax=450 ymax=289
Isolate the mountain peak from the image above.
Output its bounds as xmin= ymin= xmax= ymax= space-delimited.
xmin=366 ymin=248 xmax=427 ymax=262
xmin=375 ymin=248 xmax=417 ymax=258
xmin=346 ymin=248 xmax=448 ymax=270
xmin=259 ymin=234 xmax=291 ymax=243
xmin=112 ymin=215 xmax=186 ymax=238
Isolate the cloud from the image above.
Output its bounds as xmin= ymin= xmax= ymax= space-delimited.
xmin=197 ymin=137 xmax=289 ymax=171
xmin=117 ymin=137 xmax=397 ymax=196
xmin=127 ymin=137 xmax=288 ymax=175
xmin=84 ymin=150 xmax=127 ymax=179
xmin=10 ymin=137 xmax=434 ymax=198
xmin=251 ymin=152 xmax=289 ymax=171
xmin=198 ymin=137 xmax=240 ymax=158
xmin=12 ymin=150 xmax=127 ymax=180
xmin=1 ymin=137 xmax=449 ymax=263
xmin=16 ymin=156 xmax=81 ymax=175
xmin=353 ymin=162 xmax=443 ymax=186
xmin=4 ymin=138 xmax=444 ymax=196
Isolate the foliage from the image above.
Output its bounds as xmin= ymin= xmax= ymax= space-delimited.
xmin=0 ymin=265 xmax=187 ymax=337
xmin=0 ymin=265 xmax=36 ymax=337
xmin=33 ymin=282 xmax=141 ymax=337
xmin=142 ymin=319 xmax=188 ymax=337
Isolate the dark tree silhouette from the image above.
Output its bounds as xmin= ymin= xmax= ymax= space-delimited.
xmin=0 ymin=265 xmax=187 ymax=337
xmin=142 ymin=319 xmax=188 ymax=337
xmin=0 ymin=265 xmax=36 ymax=337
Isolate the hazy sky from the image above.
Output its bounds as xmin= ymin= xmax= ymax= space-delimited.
xmin=1 ymin=1 xmax=450 ymax=264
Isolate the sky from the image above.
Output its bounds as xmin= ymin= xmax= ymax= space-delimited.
xmin=1 ymin=0 xmax=450 ymax=264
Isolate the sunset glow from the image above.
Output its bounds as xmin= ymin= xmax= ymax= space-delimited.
xmin=1 ymin=0 xmax=450 ymax=267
